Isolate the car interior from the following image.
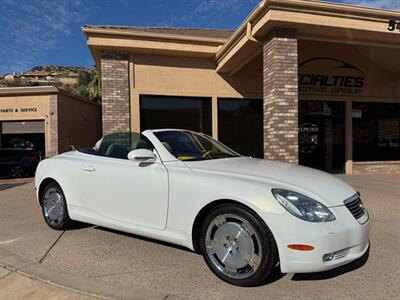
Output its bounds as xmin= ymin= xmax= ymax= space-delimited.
xmin=80 ymin=133 xmax=154 ymax=160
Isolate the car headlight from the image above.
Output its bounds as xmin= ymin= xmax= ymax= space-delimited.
xmin=272 ymin=189 xmax=335 ymax=222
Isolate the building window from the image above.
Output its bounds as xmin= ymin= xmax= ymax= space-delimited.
xmin=353 ymin=102 xmax=400 ymax=162
xmin=140 ymin=95 xmax=212 ymax=135
xmin=218 ymin=98 xmax=263 ymax=158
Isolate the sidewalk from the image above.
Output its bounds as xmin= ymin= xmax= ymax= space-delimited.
xmin=0 ymin=247 xmax=178 ymax=300
xmin=0 ymin=178 xmax=33 ymax=185
xmin=0 ymin=270 xmax=97 ymax=300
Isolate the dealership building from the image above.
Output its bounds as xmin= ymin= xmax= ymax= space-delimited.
xmin=83 ymin=0 xmax=400 ymax=174
xmin=0 ymin=86 xmax=101 ymax=156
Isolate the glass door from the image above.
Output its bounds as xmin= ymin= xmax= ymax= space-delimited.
xmin=299 ymin=101 xmax=345 ymax=173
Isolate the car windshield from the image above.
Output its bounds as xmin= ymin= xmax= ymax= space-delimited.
xmin=154 ymin=130 xmax=240 ymax=161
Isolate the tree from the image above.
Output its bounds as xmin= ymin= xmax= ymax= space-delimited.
xmin=77 ymin=69 xmax=101 ymax=103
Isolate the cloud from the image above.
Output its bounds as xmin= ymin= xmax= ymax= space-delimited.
xmin=0 ymin=0 xmax=96 ymax=75
xmin=336 ymin=0 xmax=400 ymax=9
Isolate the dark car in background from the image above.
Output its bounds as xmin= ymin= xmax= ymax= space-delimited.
xmin=0 ymin=149 xmax=43 ymax=179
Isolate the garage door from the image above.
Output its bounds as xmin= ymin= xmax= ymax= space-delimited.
xmin=1 ymin=121 xmax=45 ymax=154
xmin=2 ymin=121 xmax=45 ymax=134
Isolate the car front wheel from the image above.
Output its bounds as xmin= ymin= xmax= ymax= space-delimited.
xmin=40 ymin=182 xmax=74 ymax=230
xmin=200 ymin=203 xmax=278 ymax=287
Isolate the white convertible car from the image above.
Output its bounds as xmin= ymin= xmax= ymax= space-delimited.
xmin=35 ymin=129 xmax=370 ymax=286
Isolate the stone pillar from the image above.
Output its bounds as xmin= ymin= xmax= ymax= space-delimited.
xmin=48 ymin=94 xmax=58 ymax=157
xmin=101 ymin=51 xmax=130 ymax=135
xmin=263 ymin=29 xmax=299 ymax=164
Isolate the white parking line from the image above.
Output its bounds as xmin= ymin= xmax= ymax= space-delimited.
xmin=0 ymin=238 xmax=22 ymax=245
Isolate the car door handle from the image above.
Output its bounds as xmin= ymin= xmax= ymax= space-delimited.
xmin=82 ymin=165 xmax=95 ymax=172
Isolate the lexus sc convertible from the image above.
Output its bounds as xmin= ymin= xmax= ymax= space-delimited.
xmin=35 ymin=129 xmax=369 ymax=286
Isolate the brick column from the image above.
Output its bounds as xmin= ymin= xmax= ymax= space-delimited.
xmin=263 ymin=29 xmax=298 ymax=164
xmin=101 ymin=51 xmax=130 ymax=135
xmin=47 ymin=94 xmax=58 ymax=157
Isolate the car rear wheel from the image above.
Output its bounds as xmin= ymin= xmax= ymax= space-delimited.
xmin=199 ymin=203 xmax=278 ymax=287
xmin=40 ymin=182 xmax=74 ymax=230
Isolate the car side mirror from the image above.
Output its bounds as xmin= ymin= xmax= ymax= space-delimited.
xmin=127 ymin=149 xmax=156 ymax=161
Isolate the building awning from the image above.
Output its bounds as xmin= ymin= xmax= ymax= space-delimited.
xmin=83 ymin=0 xmax=400 ymax=76
xmin=216 ymin=0 xmax=400 ymax=74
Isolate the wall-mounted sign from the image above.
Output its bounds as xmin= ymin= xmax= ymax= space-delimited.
xmin=0 ymin=107 xmax=37 ymax=113
xmin=388 ymin=20 xmax=400 ymax=32
xmin=298 ymin=57 xmax=365 ymax=95
xmin=299 ymin=123 xmax=319 ymax=133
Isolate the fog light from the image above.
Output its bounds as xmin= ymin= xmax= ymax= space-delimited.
xmin=323 ymin=252 xmax=334 ymax=262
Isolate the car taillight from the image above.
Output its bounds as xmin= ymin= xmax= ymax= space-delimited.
xmin=24 ymin=155 xmax=35 ymax=161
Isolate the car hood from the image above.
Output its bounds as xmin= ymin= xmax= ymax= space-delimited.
xmin=184 ymin=157 xmax=355 ymax=207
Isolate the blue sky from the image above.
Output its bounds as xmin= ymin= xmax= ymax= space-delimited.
xmin=0 ymin=0 xmax=399 ymax=76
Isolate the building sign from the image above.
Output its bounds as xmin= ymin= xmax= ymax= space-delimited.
xmin=388 ymin=20 xmax=400 ymax=32
xmin=299 ymin=57 xmax=365 ymax=95
xmin=0 ymin=107 xmax=38 ymax=113
xmin=299 ymin=123 xmax=319 ymax=133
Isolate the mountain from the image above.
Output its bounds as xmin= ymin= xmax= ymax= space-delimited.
xmin=29 ymin=65 xmax=91 ymax=74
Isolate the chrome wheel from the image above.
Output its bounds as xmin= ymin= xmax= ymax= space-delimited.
xmin=11 ymin=166 xmax=24 ymax=178
xmin=43 ymin=187 xmax=65 ymax=226
xmin=205 ymin=214 xmax=262 ymax=279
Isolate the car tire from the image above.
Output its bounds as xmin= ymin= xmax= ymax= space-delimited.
xmin=40 ymin=182 xmax=75 ymax=230
xmin=199 ymin=203 xmax=278 ymax=287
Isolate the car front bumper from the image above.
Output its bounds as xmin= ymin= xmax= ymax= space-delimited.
xmin=264 ymin=205 xmax=370 ymax=274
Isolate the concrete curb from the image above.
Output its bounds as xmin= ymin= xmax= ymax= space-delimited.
xmin=0 ymin=247 xmax=183 ymax=300
xmin=0 ymin=178 xmax=34 ymax=184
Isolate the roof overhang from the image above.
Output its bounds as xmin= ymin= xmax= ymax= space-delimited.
xmin=0 ymin=86 xmax=96 ymax=104
xmin=216 ymin=0 xmax=400 ymax=74
xmin=83 ymin=27 xmax=230 ymax=70
xmin=0 ymin=86 xmax=59 ymax=97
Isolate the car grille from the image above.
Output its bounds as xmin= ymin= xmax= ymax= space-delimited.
xmin=344 ymin=195 xmax=365 ymax=220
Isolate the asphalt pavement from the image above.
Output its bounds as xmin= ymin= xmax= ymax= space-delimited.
xmin=0 ymin=174 xmax=399 ymax=299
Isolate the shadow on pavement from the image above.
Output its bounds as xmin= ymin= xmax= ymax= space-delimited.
xmin=70 ymin=222 xmax=94 ymax=231
xmin=0 ymin=183 xmax=27 ymax=191
xmin=95 ymin=226 xmax=288 ymax=285
xmin=95 ymin=226 xmax=198 ymax=254
xmin=291 ymin=244 xmax=370 ymax=281
xmin=262 ymin=266 xmax=287 ymax=285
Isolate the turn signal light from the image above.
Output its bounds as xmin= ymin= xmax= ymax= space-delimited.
xmin=287 ymin=244 xmax=314 ymax=251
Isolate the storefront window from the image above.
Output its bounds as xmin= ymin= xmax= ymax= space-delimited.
xmin=140 ymin=95 xmax=212 ymax=135
xmin=218 ymin=98 xmax=263 ymax=158
xmin=353 ymin=102 xmax=400 ymax=162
